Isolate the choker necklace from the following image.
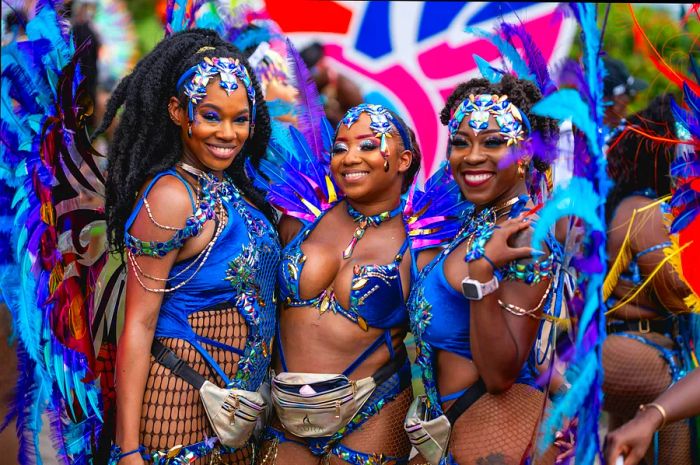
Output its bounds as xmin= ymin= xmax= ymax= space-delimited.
xmin=178 ymin=162 xmax=215 ymax=180
xmin=343 ymin=201 xmax=403 ymax=259
xmin=177 ymin=162 xmax=235 ymax=201
xmin=491 ymin=195 xmax=525 ymax=220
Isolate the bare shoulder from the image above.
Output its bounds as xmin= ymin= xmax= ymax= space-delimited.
xmin=131 ymin=174 xmax=196 ymax=234
xmin=510 ymin=218 xmax=552 ymax=266
xmin=613 ymin=195 xmax=667 ymax=250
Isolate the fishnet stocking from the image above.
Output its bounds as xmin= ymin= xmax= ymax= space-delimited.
xmin=338 ymin=387 xmax=413 ymax=463
xmin=603 ymin=332 xmax=692 ymax=465
xmin=259 ymin=388 xmax=413 ymax=465
xmin=448 ymin=383 xmax=547 ymax=465
xmin=140 ymin=306 xmax=251 ymax=465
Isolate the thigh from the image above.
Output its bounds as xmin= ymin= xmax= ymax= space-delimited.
xmin=260 ymin=388 xmax=413 ymax=465
xmin=140 ymin=338 xmax=212 ymax=453
xmin=336 ymin=387 xmax=413 ymax=463
xmin=141 ymin=307 xmax=251 ymax=465
xmin=258 ymin=414 xmax=322 ymax=465
xmin=448 ymin=384 xmax=546 ymax=465
xmin=651 ymin=419 xmax=693 ymax=465
xmin=602 ymin=333 xmax=673 ymax=419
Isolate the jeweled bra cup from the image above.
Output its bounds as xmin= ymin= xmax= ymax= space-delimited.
xmin=278 ymin=202 xmax=410 ymax=332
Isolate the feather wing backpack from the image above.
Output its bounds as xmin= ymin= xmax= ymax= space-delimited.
xmin=0 ymin=3 xmax=124 ymax=464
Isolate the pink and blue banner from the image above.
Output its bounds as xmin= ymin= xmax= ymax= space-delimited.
xmin=266 ymin=1 xmax=575 ymax=177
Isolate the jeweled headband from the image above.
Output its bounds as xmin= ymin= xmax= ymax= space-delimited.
xmin=448 ymin=94 xmax=531 ymax=146
xmin=339 ymin=103 xmax=412 ymax=154
xmin=176 ymin=56 xmax=257 ymax=133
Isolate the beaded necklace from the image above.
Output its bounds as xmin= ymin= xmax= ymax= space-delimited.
xmin=463 ymin=195 xmax=527 ymax=262
xmin=127 ymin=163 xmax=235 ymax=293
xmin=343 ymin=201 xmax=404 ymax=259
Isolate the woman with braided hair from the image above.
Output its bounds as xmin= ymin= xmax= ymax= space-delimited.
xmin=603 ymin=94 xmax=696 ymax=465
xmin=95 ymin=29 xmax=280 ymax=465
xmin=406 ymin=74 xmax=564 ymax=465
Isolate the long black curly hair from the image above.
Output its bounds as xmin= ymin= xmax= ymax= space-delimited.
xmin=94 ymin=29 xmax=274 ymax=253
xmin=605 ymin=94 xmax=676 ymax=223
xmin=440 ymin=74 xmax=559 ymax=173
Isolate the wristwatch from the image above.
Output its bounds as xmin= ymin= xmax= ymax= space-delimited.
xmin=461 ymin=275 xmax=499 ymax=300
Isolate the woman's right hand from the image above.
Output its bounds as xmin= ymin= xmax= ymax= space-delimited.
xmin=604 ymin=407 xmax=661 ymax=465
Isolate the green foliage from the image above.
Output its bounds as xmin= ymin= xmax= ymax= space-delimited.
xmin=569 ymin=4 xmax=700 ymax=114
xmin=125 ymin=0 xmax=162 ymax=57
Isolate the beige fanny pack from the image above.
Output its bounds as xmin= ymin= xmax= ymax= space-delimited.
xmin=271 ymin=346 xmax=407 ymax=438
xmin=404 ymin=379 xmax=486 ymax=465
xmin=152 ymin=340 xmax=266 ymax=448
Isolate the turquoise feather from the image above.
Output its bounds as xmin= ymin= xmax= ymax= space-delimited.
xmin=531 ymin=177 xmax=603 ymax=249
xmin=532 ymin=90 xmax=596 ymax=147
xmin=473 ymin=54 xmax=503 ymax=83
xmin=465 ymin=26 xmax=534 ymax=81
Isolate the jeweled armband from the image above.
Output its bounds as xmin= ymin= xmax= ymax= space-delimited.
xmin=502 ymin=255 xmax=555 ymax=285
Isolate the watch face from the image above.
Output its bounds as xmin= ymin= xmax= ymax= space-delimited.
xmin=461 ymin=280 xmax=481 ymax=300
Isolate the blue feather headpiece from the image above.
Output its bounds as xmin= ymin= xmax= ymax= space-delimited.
xmin=448 ymin=94 xmax=531 ymax=146
xmin=176 ymin=55 xmax=257 ymax=134
xmin=338 ymin=103 xmax=412 ymax=155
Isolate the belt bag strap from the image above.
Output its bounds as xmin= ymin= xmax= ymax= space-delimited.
xmin=445 ymin=378 xmax=486 ymax=425
xmin=152 ymin=340 xmax=206 ymax=390
xmin=151 ymin=340 xmax=266 ymax=449
xmin=373 ymin=344 xmax=408 ymax=385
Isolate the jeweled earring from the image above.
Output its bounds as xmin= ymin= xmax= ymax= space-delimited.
xmin=187 ymin=121 xmax=193 ymax=138
xmin=383 ymin=158 xmax=390 ymax=172
xmin=517 ymin=160 xmax=526 ymax=179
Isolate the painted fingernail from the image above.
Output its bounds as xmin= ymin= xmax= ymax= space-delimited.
xmin=531 ymin=250 xmax=547 ymax=257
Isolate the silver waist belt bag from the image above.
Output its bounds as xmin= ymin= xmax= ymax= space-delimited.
xmin=151 ymin=340 xmax=266 ymax=448
xmin=271 ymin=346 xmax=407 ymax=438
xmin=404 ymin=378 xmax=486 ymax=465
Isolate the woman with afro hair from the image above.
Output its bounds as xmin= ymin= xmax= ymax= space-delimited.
xmin=96 ymin=29 xmax=280 ymax=465
xmin=405 ymin=74 xmax=563 ymax=464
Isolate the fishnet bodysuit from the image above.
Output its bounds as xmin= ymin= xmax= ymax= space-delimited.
xmin=408 ymin=384 xmax=556 ymax=465
xmin=603 ymin=332 xmax=692 ymax=465
xmin=259 ymin=387 xmax=413 ymax=465
xmin=140 ymin=306 xmax=252 ymax=465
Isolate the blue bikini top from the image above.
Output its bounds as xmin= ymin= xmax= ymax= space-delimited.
xmin=125 ymin=168 xmax=281 ymax=390
xmin=278 ymin=202 xmax=411 ymax=331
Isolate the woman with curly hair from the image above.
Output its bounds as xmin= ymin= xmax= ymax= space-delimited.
xmin=603 ymin=94 xmax=695 ymax=465
xmin=406 ymin=74 xmax=563 ymax=465
xmin=95 ymin=29 xmax=280 ymax=465
xmin=258 ymin=104 xmax=423 ymax=464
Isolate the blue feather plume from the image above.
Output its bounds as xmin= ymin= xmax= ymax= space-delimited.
xmin=286 ymin=39 xmax=327 ymax=158
xmin=465 ymin=26 xmax=534 ymax=81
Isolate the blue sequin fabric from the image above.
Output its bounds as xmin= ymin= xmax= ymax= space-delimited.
xmin=125 ymin=167 xmax=281 ymax=390
xmin=408 ymin=200 xmax=561 ymax=417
